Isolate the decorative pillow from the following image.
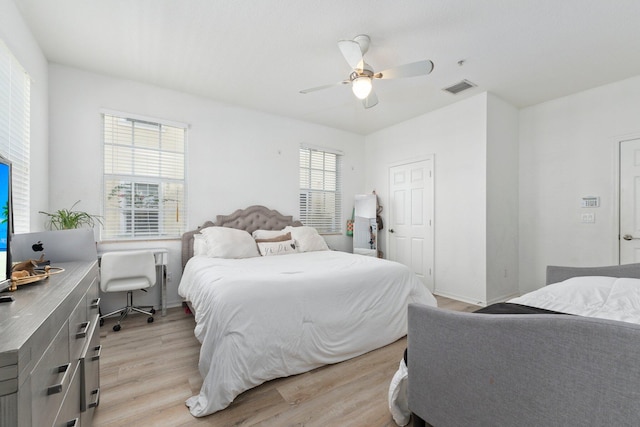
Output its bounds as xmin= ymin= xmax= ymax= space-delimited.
xmin=193 ymin=233 xmax=208 ymax=256
xmin=255 ymin=232 xmax=292 ymax=243
xmin=252 ymin=229 xmax=288 ymax=240
xmin=257 ymin=239 xmax=298 ymax=256
xmin=200 ymin=226 xmax=260 ymax=258
xmin=283 ymin=226 xmax=329 ymax=252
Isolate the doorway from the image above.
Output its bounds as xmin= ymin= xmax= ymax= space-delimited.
xmin=388 ymin=157 xmax=434 ymax=292
xmin=620 ymin=137 xmax=640 ymax=263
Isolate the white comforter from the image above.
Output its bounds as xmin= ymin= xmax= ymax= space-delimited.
xmin=178 ymin=250 xmax=436 ymax=417
xmin=509 ymin=276 xmax=640 ymax=324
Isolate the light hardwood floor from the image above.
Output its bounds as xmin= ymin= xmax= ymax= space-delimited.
xmin=93 ymin=296 xmax=478 ymax=426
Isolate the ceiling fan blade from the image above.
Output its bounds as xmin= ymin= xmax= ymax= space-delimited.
xmin=376 ymin=60 xmax=434 ymax=79
xmin=299 ymin=80 xmax=349 ymax=94
xmin=362 ymin=91 xmax=378 ymax=109
xmin=338 ymin=40 xmax=364 ymax=70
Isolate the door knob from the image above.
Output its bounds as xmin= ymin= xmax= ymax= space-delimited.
xmin=623 ymin=234 xmax=634 ymax=241
xmin=389 ymin=229 xmax=395 ymax=233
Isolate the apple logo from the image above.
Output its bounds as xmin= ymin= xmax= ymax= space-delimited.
xmin=31 ymin=241 xmax=44 ymax=252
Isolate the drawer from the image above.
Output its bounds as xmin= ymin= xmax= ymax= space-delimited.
xmin=53 ymin=362 xmax=81 ymax=427
xmin=86 ymin=276 xmax=100 ymax=322
xmin=69 ymin=297 xmax=89 ymax=362
xmin=30 ymin=322 xmax=71 ymax=427
xmin=80 ymin=328 xmax=100 ymax=427
xmin=80 ymin=320 xmax=100 ymax=414
xmin=81 ymin=387 xmax=99 ymax=427
xmin=0 ymin=364 xmax=18 ymax=396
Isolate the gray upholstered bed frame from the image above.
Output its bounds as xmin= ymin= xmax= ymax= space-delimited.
xmin=408 ymin=263 xmax=640 ymax=427
xmin=181 ymin=205 xmax=303 ymax=269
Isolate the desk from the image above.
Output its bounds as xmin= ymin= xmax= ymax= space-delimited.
xmin=0 ymin=261 xmax=100 ymax=426
xmin=98 ymin=248 xmax=169 ymax=316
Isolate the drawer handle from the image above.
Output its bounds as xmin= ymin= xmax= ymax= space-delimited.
xmin=76 ymin=320 xmax=91 ymax=339
xmin=88 ymin=388 xmax=100 ymax=408
xmin=90 ymin=297 xmax=101 ymax=309
xmin=91 ymin=344 xmax=102 ymax=361
xmin=66 ymin=418 xmax=79 ymax=427
xmin=47 ymin=362 xmax=71 ymax=395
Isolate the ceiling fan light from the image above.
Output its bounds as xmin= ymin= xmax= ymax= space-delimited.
xmin=352 ymin=76 xmax=372 ymax=99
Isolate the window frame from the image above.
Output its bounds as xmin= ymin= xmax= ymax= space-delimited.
xmin=298 ymin=145 xmax=343 ymax=235
xmin=0 ymin=40 xmax=30 ymax=234
xmin=102 ymin=111 xmax=187 ymax=240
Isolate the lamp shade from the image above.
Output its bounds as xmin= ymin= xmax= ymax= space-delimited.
xmin=352 ymin=76 xmax=372 ymax=99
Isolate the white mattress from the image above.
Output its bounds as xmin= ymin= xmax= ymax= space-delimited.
xmin=178 ymin=250 xmax=436 ymax=417
xmin=509 ymin=275 xmax=640 ymax=324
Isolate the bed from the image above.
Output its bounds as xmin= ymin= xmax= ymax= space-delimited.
xmin=178 ymin=205 xmax=436 ymax=417
xmin=405 ymin=263 xmax=640 ymax=427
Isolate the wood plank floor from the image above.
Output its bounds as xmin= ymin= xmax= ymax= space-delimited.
xmin=93 ymin=296 xmax=478 ymax=427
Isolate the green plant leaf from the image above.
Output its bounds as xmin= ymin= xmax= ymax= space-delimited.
xmin=39 ymin=200 xmax=102 ymax=230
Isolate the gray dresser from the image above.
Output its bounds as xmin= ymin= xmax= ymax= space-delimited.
xmin=0 ymin=261 xmax=100 ymax=427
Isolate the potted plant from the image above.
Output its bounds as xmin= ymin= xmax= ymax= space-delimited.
xmin=39 ymin=200 xmax=102 ymax=230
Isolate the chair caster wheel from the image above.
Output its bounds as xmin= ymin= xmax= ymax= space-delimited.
xmin=147 ymin=317 xmax=154 ymax=323
xmin=150 ymin=308 xmax=156 ymax=315
xmin=100 ymin=318 xmax=104 ymax=327
xmin=113 ymin=324 xmax=121 ymax=332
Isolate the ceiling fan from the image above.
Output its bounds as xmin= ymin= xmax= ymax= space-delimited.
xmin=300 ymin=34 xmax=434 ymax=109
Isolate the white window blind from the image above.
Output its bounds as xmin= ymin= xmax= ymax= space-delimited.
xmin=103 ymin=113 xmax=186 ymax=239
xmin=0 ymin=40 xmax=30 ymax=234
xmin=299 ymin=146 xmax=342 ymax=234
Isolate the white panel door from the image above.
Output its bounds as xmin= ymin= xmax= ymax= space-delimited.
xmin=388 ymin=158 xmax=434 ymax=292
xmin=620 ymin=138 xmax=640 ymax=263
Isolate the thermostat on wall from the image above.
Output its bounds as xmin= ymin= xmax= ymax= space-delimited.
xmin=581 ymin=196 xmax=600 ymax=208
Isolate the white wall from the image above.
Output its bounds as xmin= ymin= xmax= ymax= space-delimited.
xmin=367 ymin=76 xmax=640 ymax=303
xmin=365 ymin=93 xmax=489 ymax=304
xmin=519 ymin=75 xmax=640 ymax=293
xmin=48 ymin=64 xmax=365 ymax=312
xmin=11 ymin=0 xmax=640 ymax=307
xmin=0 ymin=0 xmax=49 ymax=229
xmin=486 ymin=93 xmax=519 ymax=303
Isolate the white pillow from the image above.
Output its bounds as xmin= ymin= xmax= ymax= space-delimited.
xmin=252 ymin=229 xmax=288 ymax=240
xmin=193 ymin=233 xmax=208 ymax=256
xmin=257 ymin=239 xmax=298 ymax=256
xmin=200 ymin=226 xmax=260 ymax=258
xmin=284 ymin=226 xmax=329 ymax=252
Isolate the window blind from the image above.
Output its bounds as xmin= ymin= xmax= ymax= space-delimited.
xmin=0 ymin=40 xmax=30 ymax=234
xmin=103 ymin=113 xmax=187 ymax=239
xmin=299 ymin=146 xmax=342 ymax=234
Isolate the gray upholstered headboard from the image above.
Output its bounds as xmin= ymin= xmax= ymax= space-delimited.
xmin=546 ymin=263 xmax=640 ymax=285
xmin=181 ymin=205 xmax=303 ymax=269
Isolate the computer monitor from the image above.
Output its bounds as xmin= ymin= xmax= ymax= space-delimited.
xmin=0 ymin=155 xmax=11 ymax=293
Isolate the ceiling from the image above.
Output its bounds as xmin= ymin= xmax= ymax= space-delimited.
xmin=14 ymin=0 xmax=640 ymax=135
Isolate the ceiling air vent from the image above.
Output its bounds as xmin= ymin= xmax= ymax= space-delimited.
xmin=443 ymin=80 xmax=476 ymax=95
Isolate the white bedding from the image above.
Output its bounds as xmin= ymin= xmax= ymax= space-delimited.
xmin=178 ymin=250 xmax=436 ymax=417
xmin=508 ymin=276 xmax=640 ymax=324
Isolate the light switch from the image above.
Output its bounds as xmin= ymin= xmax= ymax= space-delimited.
xmin=581 ymin=213 xmax=595 ymax=223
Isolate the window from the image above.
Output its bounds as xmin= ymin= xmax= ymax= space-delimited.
xmin=102 ymin=113 xmax=186 ymax=240
xmin=299 ymin=146 xmax=342 ymax=234
xmin=0 ymin=40 xmax=30 ymax=234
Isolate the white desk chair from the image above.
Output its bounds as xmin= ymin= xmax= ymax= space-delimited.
xmin=99 ymin=250 xmax=156 ymax=331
